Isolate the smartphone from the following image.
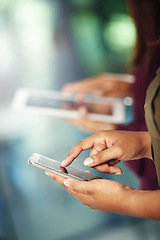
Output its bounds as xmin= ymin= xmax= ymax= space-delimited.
xmin=28 ymin=153 xmax=101 ymax=181
xmin=12 ymin=88 xmax=130 ymax=123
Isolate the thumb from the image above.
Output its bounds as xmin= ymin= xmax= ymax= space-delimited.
xmin=64 ymin=178 xmax=90 ymax=194
xmin=84 ymin=145 xmax=122 ymax=167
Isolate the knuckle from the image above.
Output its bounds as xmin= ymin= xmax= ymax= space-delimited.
xmin=94 ymin=153 xmax=103 ymax=165
xmin=74 ymin=141 xmax=80 ymax=148
xmin=82 ymin=200 xmax=88 ymax=206
xmin=66 ymin=152 xmax=72 ymax=158
xmin=74 ymin=141 xmax=82 ymax=150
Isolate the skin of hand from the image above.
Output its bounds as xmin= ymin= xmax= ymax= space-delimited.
xmin=62 ymin=74 xmax=133 ymax=98
xmin=62 ymin=74 xmax=132 ymax=133
xmin=45 ymin=172 xmax=160 ymax=220
xmin=61 ymin=98 xmax=113 ymax=115
xmin=68 ymin=106 xmax=117 ymax=133
xmin=61 ymin=130 xmax=152 ymax=175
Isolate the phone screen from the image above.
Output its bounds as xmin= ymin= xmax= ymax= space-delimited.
xmin=29 ymin=154 xmax=101 ymax=181
xmin=26 ymin=95 xmax=113 ymax=116
xmin=26 ymin=96 xmax=72 ymax=109
xmin=12 ymin=89 xmax=127 ymax=123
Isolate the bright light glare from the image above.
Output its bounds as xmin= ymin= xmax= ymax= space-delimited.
xmin=104 ymin=14 xmax=136 ymax=53
xmin=123 ymin=96 xmax=133 ymax=106
xmin=0 ymin=32 xmax=14 ymax=76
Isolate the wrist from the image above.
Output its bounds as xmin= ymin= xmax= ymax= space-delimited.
xmin=119 ymin=187 xmax=160 ymax=220
xmin=140 ymin=132 xmax=152 ymax=159
xmin=111 ymin=184 xmax=134 ymax=215
xmin=118 ymin=185 xmax=135 ymax=215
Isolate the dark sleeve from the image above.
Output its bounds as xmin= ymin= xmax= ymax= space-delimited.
xmin=117 ymin=121 xmax=147 ymax=132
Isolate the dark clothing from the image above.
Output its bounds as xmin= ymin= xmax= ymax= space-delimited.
xmin=120 ymin=47 xmax=160 ymax=190
xmin=145 ymin=67 xmax=160 ymax=187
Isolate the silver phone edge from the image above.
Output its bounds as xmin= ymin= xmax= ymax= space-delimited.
xmin=28 ymin=158 xmax=87 ymax=181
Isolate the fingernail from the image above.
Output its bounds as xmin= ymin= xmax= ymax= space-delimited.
xmin=61 ymin=159 xmax=66 ymax=166
xmin=64 ymin=179 xmax=71 ymax=188
xmin=115 ymin=171 xmax=121 ymax=175
xmin=84 ymin=157 xmax=94 ymax=167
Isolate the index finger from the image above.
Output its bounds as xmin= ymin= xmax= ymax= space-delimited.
xmin=61 ymin=134 xmax=98 ymax=167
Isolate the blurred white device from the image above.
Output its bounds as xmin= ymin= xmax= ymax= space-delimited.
xmin=12 ymin=88 xmax=132 ymax=123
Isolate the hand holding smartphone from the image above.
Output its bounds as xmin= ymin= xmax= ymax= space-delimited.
xmin=28 ymin=153 xmax=101 ymax=181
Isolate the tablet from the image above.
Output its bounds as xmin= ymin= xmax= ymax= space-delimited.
xmin=12 ymin=88 xmax=132 ymax=123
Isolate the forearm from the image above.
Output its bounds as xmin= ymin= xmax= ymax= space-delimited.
xmin=138 ymin=131 xmax=152 ymax=159
xmin=121 ymin=188 xmax=160 ymax=220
